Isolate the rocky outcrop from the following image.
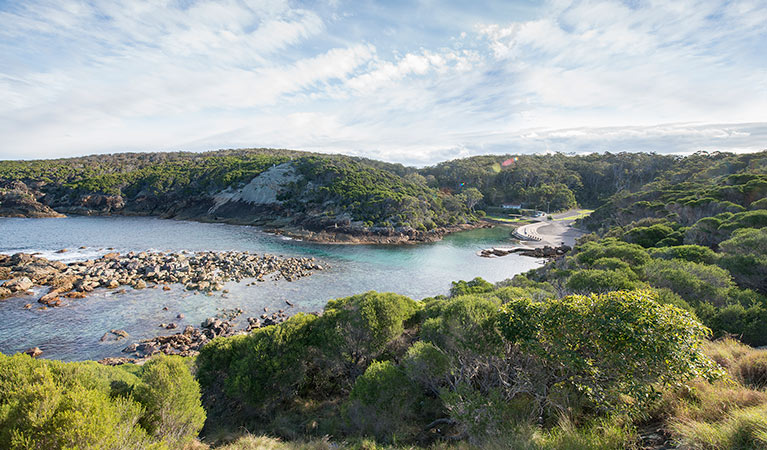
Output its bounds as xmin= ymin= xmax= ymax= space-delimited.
xmin=479 ymin=244 xmax=572 ymax=259
xmin=0 ymin=181 xmax=65 ymax=218
xmin=0 ymin=251 xmax=325 ymax=306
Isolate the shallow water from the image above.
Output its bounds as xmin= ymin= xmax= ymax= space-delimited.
xmin=0 ymin=216 xmax=542 ymax=361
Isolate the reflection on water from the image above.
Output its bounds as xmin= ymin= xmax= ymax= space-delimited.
xmin=0 ymin=216 xmax=542 ymax=360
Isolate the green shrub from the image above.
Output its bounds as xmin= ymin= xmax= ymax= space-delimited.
xmin=197 ymin=313 xmax=322 ymax=409
xmin=718 ymin=228 xmax=767 ymax=294
xmin=449 ymin=277 xmax=494 ymax=297
xmin=591 ymin=257 xmax=632 ymax=272
xmin=323 ymin=291 xmax=420 ymax=378
xmin=574 ymin=238 xmax=651 ymax=268
xmin=623 ymin=223 xmax=679 ymax=248
xmin=422 ymin=295 xmax=503 ymax=355
xmin=401 ymin=341 xmax=451 ymax=394
xmin=566 ymin=269 xmax=638 ymax=293
xmin=135 ymin=355 xmax=206 ymax=449
xmin=343 ymin=361 xmax=424 ymax=441
xmin=0 ymin=352 xmax=205 ymax=450
xmin=498 ymin=290 xmax=720 ymax=412
xmin=649 ymin=245 xmax=718 ymax=264
xmin=644 ymin=259 xmax=733 ymax=306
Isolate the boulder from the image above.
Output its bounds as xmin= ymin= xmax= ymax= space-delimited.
xmin=25 ymin=347 xmax=43 ymax=358
xmin=4 ymin=277 xmax=33 ymax=293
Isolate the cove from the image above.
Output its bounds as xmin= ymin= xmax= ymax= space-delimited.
xmin=0 ymin=216 xmax=542 ymax=361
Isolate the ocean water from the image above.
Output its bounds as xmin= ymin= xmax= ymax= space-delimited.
xmin=0 ymin=216 xmax=542 ymax=361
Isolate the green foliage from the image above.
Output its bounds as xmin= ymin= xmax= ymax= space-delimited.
xmin=323 ymin=292 xmax=420 ymax=376
xmin=498 ymin=291 xmax=720 ymax=411
xmin=422 ymin=294 xmax=503 ymax=355
xmin=644 ymin=259 xmax=733 ymax=307
xmin=622 ymin=223 xmax=680 ymax=247
xmin=449 ymin=277 xmax=494 ymax=297
xmin=197 ymin=313 xmax=322 ymax=409
xmin=343 ymin=361 xmax=424 ymax=441
xmin=135 ymin=355 xmax=206 ymax=449
xmin=718 ymin=228 xmax=767 ymax=294
xmin=574 ymin=238 xmax=651 ymax=268
xmin=566 ymin=269 xmax=638 ymax=293
xmin=649 ymin=244 xmax=718 ymax=264
xmin=0 ymin=352 xmax=204 ymax=450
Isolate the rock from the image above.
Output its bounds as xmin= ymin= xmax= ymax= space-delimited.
xmin=102 ymin=252 xmax=120 ymax=260
xmin=163 ymin=285 xmax=171 ymax=291
xmin=106 ymin=280 xmax=120 ymax=289
xmin=4 ymin=277 xmax=33 ymax=293
xmin=55 ymin=248 xmax=68 ymax=253
xmin=25 ymin=347 xmax=43 ymax=358
xmin=112 ymin=329 xmax=130 ymax=339
xmin=23 ymin=303 xmax=32 ymax=309
xmin=0 ymin=287 xmax=12 ymax=299
xmin=176 ymin=313 xmax=184 ymax=319
xmin=98 ymin=357 xmax=138 ymax=366
xmin=65 ymin=291 xmax=88 ymax=299
xmin=133 ymin=279 xmax=147 ymax=289
xmin=165 ymin=323 xmax=177 ymax=330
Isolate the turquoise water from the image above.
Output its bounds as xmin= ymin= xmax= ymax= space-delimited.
xmin=0 ymin=216 xmax=541 ymax=361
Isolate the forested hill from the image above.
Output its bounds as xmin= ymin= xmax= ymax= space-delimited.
xmin=0 ymin=149 xmax=478 ymax=242
xmin=2 ymin=148 xmax=766 ymax=242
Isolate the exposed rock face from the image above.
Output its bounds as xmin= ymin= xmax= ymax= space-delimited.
xmin=209 ymin=162 xmax=298 ymax=213
xmin=0 ymin=251 xmax=325 ymax=306
xmin=0 ymin=181 xmax=65 ymax=218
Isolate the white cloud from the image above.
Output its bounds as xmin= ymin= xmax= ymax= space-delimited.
xmin=0 ymin=0 xmax=766 ymax=163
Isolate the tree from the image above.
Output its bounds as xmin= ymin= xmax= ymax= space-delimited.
xmin=462 ymin=187 xmax=483 ymax=211
xmin=718 ymin=228 xmax=767 ymax=294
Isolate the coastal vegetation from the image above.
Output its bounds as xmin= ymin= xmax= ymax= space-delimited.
xmin=2 ymin=148 xmax=767 ymax=448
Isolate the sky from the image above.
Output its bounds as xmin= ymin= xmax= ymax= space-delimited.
xmin=1 ymin=0 xmax=766 ymax=165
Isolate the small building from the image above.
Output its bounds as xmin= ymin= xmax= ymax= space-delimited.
xmin=502 ymin=203 xmax=522 ymax=209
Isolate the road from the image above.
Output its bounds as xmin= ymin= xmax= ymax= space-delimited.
xmin=514 ymin=209 xmax=589 ymax=247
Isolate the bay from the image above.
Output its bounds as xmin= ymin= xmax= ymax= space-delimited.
xmin=0 ymin=216 xmax=541 ymax=361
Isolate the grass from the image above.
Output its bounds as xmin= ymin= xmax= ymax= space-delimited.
xmin=654 ymin=338 xmax=767 ymax=449
xmin=553 ymin=210 xmax=594 ymax=221
xmin=482 ymin=215 xmax=531 ymax=224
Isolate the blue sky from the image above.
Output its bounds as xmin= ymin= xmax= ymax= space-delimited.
xmin=1 ymin=0 xmax=765 ymax=165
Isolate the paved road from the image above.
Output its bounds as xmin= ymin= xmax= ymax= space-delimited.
xmin=515 ymin=209 xmax=588 ymax=247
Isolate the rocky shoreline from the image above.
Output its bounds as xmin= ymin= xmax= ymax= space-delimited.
xmin=0 ymin=250 xmax=325 ymax=307
xmin=97 ymin=305 xmax=302 ymax=365
xmin=479 ymin=244 xmax=572 ymax=259
xmin=0 ymin=180 xmax=490 ymax=245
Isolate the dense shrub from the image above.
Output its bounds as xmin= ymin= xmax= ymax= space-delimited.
xmin=343 ymin=361 xmax=424 ymax=441
xmin=575 ymin=239 xmax=651 ymax=267
xmin=498 ymin=291 xmax=719 ymax=411
xmin=0 ymin=353 xmax=203 ymax=450
xmin=566 ymin=268 xmax=638 ymax=293
xmin=622 ymin=223 xmax=680 ymax=247
xmin=718 ymin=228 xmax=767 ymax=294
xmin=135 ymin=355 xmax=206 ymax=449
xmin=449 ymin=277 xmax=494 ymax=297
xmin=643 ymin=259 xmax=733 ymax=306
xmin=649 ymin=244 xmax=718 ymax=264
